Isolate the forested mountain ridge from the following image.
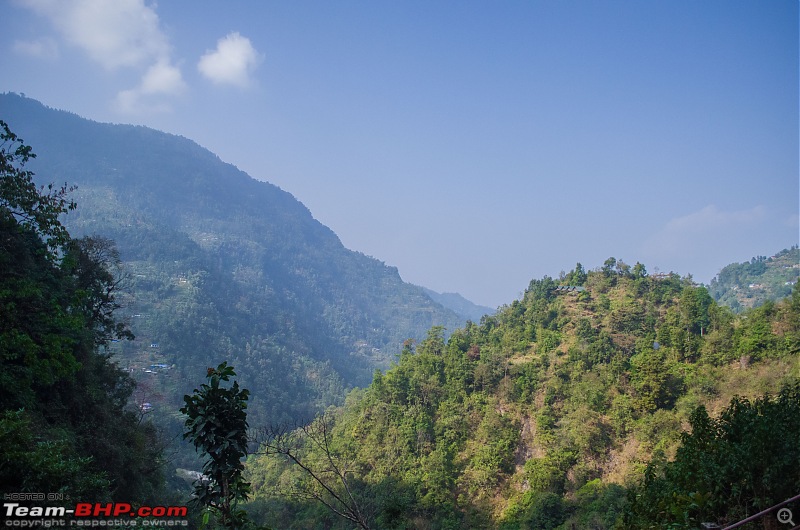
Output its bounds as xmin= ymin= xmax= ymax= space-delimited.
xmin=247 ymin=261 xmax=800 ymax=529
xmin=421 ymin=286 xmax=495 ymax=322
xmin=708 ymin=246 xmax=799 ymax=312
xmin=0 ymin=93 xmax=466 ymax=427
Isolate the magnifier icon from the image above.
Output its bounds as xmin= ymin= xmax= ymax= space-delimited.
xmin=778 ymin=507 xmax=795 ymax=526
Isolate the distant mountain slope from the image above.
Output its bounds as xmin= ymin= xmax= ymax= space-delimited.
xmin=708 ymin=246 xmax=799 ymax=312
xmin=421 ymin=286 xmax=494 ymax=322
xmin=0 ymin=93 xmax=465 ymax=424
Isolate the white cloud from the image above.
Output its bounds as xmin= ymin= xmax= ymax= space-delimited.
xmin=197 ymin=32 xmax=262 ymax=88
xmin=140 ymin=59 xmax=186 ymax=95
xmin=114 ymin=88 xmax=168 ymax=114
xmin=13 ymin=37 xmax=59 ymax=59
xmin=18 ymin=0 xmax=169 ymax=70
xmin=17 ymin=0 xmax=187 ymax=114
xmin=115 ymin=59 xmax=186 ymax=114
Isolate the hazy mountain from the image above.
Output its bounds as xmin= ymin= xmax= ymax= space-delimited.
xmin=0 ymin=93 xmax=465 ymax=425
xmin=708 ymin=246 xmax=799 ymax=312
xmin=420 ymin=286 xmax=494 ymax=322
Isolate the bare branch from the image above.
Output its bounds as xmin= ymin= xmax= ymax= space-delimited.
xmin=251 ymin=414 xmax=371 ymax=530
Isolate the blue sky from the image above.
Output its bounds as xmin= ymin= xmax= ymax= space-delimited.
xmin=1 ymin=1 xmax=797 ymax=307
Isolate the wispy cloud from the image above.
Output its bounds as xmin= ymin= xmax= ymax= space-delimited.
xmin=18 ymin=0 xmax=185 ymax=113
xmin=642 ymin=204 xmax=769 ymax=279
xmin=139 ymin=59 xmax=185 ymax=96
xmin=116 ymin=59 xmax=186 ymax=113
xmin=197 ymin=32 xmax=262 ymax=88
xmin=655 ymin=205 xmax=765 ymax=242
xmin=13 ymin=37 xmax=59 ymax=60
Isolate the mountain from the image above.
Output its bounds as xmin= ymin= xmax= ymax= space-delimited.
xmin=420 ymin=286 xmax=495 ymax=322
xmin=247 ymin=263 xmax=800 ymax=528
xmin=0 ymin=93 xmax=465 ymax=427
xmin=708 ymin=246 xmax=799 ymax=312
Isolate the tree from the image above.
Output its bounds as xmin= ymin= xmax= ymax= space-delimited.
xmin=602 ymin=257 xmax=617 ymax=276
xmin=565 ymin=262 xmax=587 ymax=286
xmin=64 ymin=236 xmax=135 ymax=346
xmin=0 ymin=119 xmax=75 ymax=256
xmin=181 ymin=362 xmax=252 ymax=529
xmin=629 ymin=349 xmax=680 ymax=413
xmin=632 ymin=262 xmax=647 ymax=279
xmin=679 ymin=286 xmax=712 ymax=336
xmin=0 ymin=409 xmax=110 ymax=500
xmin=623 ymin=382 xmax=800 ymax=528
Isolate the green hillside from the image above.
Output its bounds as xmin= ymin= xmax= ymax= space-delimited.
xmin=708 ymin=246 xmax=799 ymax=312
xmin=247 ymin=262 xmax=800 ymax=529
xmin=0 ymin=93 xmax=466 ymax=430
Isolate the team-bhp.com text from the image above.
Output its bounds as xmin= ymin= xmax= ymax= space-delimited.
xmin=4 ymin=503 xmax=189 ymax=527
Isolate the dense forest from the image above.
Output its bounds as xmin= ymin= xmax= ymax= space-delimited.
xmin=246 ymin=261 xmax=800 ymax=528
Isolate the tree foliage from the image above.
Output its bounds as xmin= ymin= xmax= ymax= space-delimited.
xmin=623 ymin=383 xmax=800 ymax=528
xmin=181 ymin=362 xmax=252 ymax=529
xmin=0 ymin=119 xmax=74 ymax=254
